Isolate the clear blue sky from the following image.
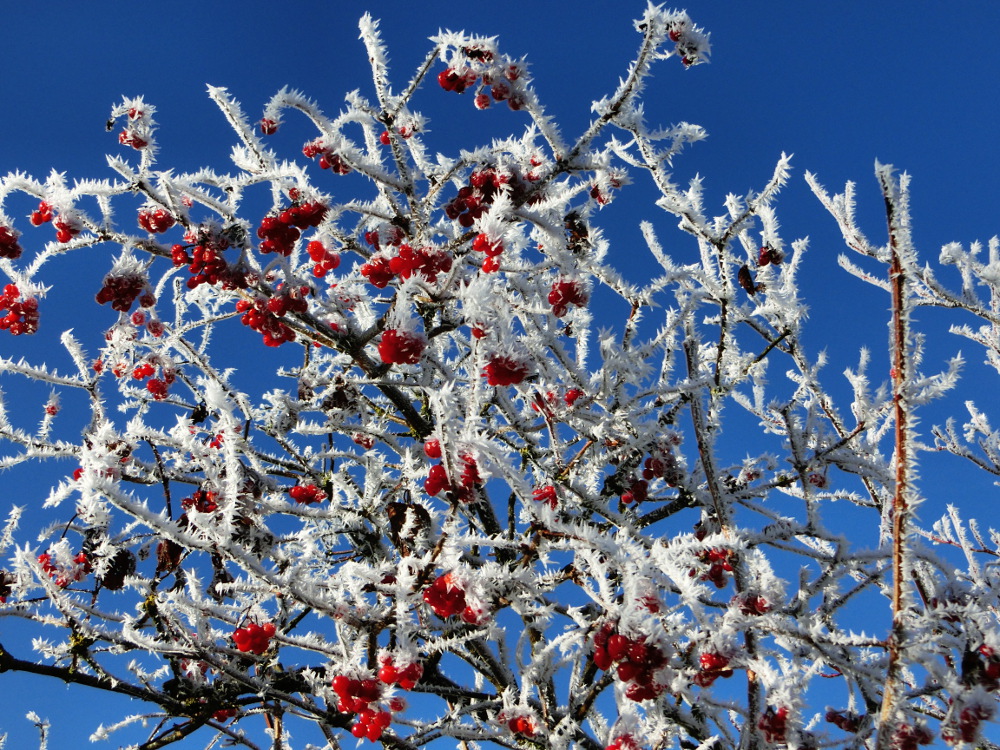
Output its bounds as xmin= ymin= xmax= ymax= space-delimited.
xmin=2 ymin=1 xmax=1000 ymax=747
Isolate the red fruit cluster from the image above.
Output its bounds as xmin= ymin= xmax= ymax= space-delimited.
xmin=642 ymin=446 xmax=680 ymax=486
xmin=666 ymin=19 xmax=705 ymax=68
xmin=472 ymin=233 xmax=504 ymax=273
xmin=532 ymin=485 xmax=558 ymax=509
xmin=233 ymin=622 xmax=276 ymax=655
xmin=54 ymin=216 xmax=82 ymax=243
xmin=423 ymin=573 xmax=485 ymax=623
xmin=620 ymin=478 xmax=648 ymax=505
xmin=0 ymin=284 xmax=39 ymax=335
xmin=96 ymin=273 xmax=154 ymax=313
xmin=438 ymin=57 xmax=525 ymax=110
xmin=119 ymin=129 xmax=148 ymax=149
xmin=378 ymin=655 xmax=423 ymax=690
xmin=361 ymin=245 xmax=453 ymax=288
xmin=943 ymin=704 xmax=992 ymax=745
xmin=0 ymin=226 xmax=23 ymax=259
xmin=444 ymin=169 xmax=510 ymax=227
xmin=606 ymin=734 xmax=643 ymax=750
xmin=131 ymin=360 xmax=175 ymax=400
xmin=181 ymin=489 xmax=219 ymax=513
xmin=379 ymin=126 xmax=414 ymax=145
xmin=693 ymin=651 xmax=734 ymax=687
xmin=890 ymin=723 xmax=934 ymax=750
xmin=236 ymin=288 xmax=308 ymax=347
xmin=437 ymin=67 xmax=479 ymax=93
xmin=332 ymin=675 xmax=392 ymax=741
xmin=257 ymin=202 xmax=327 ymax=257
xmin=378 ymin=329 xmax=426 ymax=365
xmin=825 ymin=710 xmax=864 ymax=733
xmin=733 ymin=592 xmax=771 ymax=616
xmin=549 ymin=280 xmax=588 ymax=317
xmin=593 ymin=623 xmax=667 ymax=702
xmin=302 ymin=139 xmax=352 ymax=174
xmin=484 ymin=354 xmax=530 ymax=386
xmin=288 ymin=484 xmax=327 ymax=505
xmin=306 ymin=240 xmax=341 ymax=278
xmin=38 ymin=550 xmax=91 ymax=587
xmin=757 ymin=706 xmax=788 ymax=744
xmin=172 ymin=232 xmax=249 ymax=291
xmin=138 ymin=207 xmax=176 ymax=233
xmin=693 ymin=547 xmax=735 ymax=588
xmin=758 ymin=245 xmax=783 ymax=266
xmin=504 ymin=714 xmax=537 ymax=737
xmin=424 ymin=454 xmax=480 ymax=502
xmin=30 ymin=201 xmax=53 ymax=226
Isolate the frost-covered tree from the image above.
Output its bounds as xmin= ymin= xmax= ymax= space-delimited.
xmin=0 ymin=6 xmax=998 ymax=750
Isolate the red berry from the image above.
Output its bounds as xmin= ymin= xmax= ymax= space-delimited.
xmin=260 ymin=118 xmax=278 ymax=135
xmin=423 ymin=439 xmax=442 ymax=459
xmin=483 ymin=354 xmax=530 ymax=386
xmin=378 ymin=329 xmax=426 ymax=365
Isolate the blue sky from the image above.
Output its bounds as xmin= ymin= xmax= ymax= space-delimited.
xmin=2 ymin=1 xmax=1000 ymax=747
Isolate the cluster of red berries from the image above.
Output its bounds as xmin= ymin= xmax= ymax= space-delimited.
xmin=181 ymin=489 xmax=219 ymax=513
xmin=377 ymin=655 xmax=423 ymax=690
xmin=943 ymin=703 xmax=993 ymax=745
xmin=758 ymin=244 xmax=784 ymax=266
xmin=531 ymin=389 xmax=584 ymax=420
xmin=118 ymin=130 xmax=148 ymax=149
xmin=425 ymin=454 xmax=481 ymax=503
xmin=30 ymin=201 xmax=53 ymax=226
xmin=889 ymin=723 xmax=934 ymax=750
xmin=130 ymin=310 xmax=165 ymax=338
xmin=484 ymin=354 xmax=530 ymax=386
xmin=593 ymin=623 xmax=668 ymax=702
xmin=0 ymin=284 xmax=39 ymax=336
xmin=692 ymin=547 xmax=736 ymax=588
xmin=692 ymin=651 xmax=733 ymax=687
xmin=532 ymin=485 xmax=558 ymax=509
xmin=378 ymin=329 xmax=426 ymax=365
xmin=757 ymin=706 xmax=788 ymax=744
xmin=96 ymin=272 xmax=155 ymax=312
xmin=824 ymin=710 xmax=864 ymax=734
xmin=422 ymin=572 xmax=485 ymax=624
xmin=642 ymin=446 xmax=680 ymax=485
xmin=438 ymin=52 xmax=526 ymax=110
xmin=444 ymin=168 xmax=525 ymax=227
xmin=606 ymin=734 xmax=643 ymax=750
xmin=332 ymin=675 xmax=392 ymax=741
xmin=26 ymin=200 xmax=80 ymax=242
xmin=500 ymin=712 xmax=537 ymax=738
xmin=732 ymin=592 xmax=771 ymax=616
xmin=302 ymin=139 xmax=352 ymax=174
xmin=548 ymin=280 xmax=588 ymax=317
xmin=131 ymin=360 xmax=175 ymax=400
xmin=37 ymin=550 xmax=91 ymax=588
xmin=236 ymin=286 xmax=309 ymax=347
xmin=361 ymin=245 xmax=453 ymax=288
xmin=666 ymin=19 xmax=705 ymax=68
xmin=472 ymin=233 xmax=505 ymax=273
xmin=0 ymin=226 xmax=23 ymax=259
xmin=306 ymin=240 xmax=341 ymax=278
xmin=620 ymin=478 xmax=648 ymax=505
xmin=172 ymin=232 xmax=250 ymax=291
xmin=379 ymin=126 xmax=414 ymax=145
xmin=137 ymin=207 xmax=176 ymax=233
xmin=233 ymin=622 xmax=276 ymax=655
xmin=257 ymin=201 xmax=327 ymax=257
xmin=288 ymin=484 xmax=327 ymax=505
